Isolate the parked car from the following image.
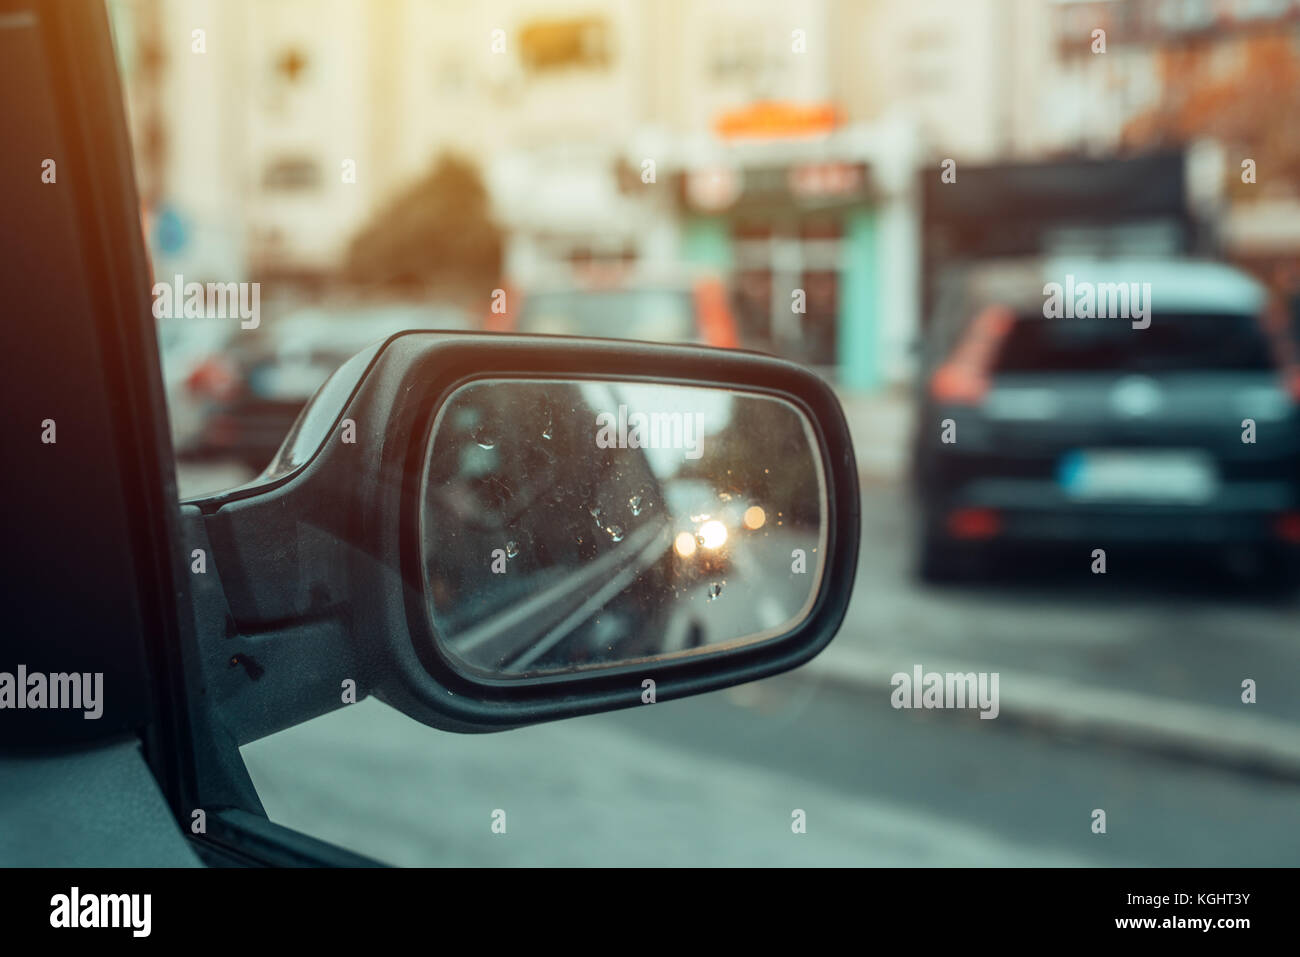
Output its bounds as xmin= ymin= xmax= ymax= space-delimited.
xmin=912 ymin=258 xmax=1300 ymax=583
xmin=156 ymin=315 xmax=239 ymax=454
xmin=183 ymin=302 xmax=469 ymax=471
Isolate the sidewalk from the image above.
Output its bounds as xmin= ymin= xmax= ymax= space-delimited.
xmin=802 ymin=643 xmax=1300 ymax=782
xmin=832 ymin=385 xmax=914 ymax=484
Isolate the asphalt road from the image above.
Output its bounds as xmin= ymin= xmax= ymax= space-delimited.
xmin=242 ymin=677 xmax=1300 ymax=866
xmin=841 ymin=481 xmax=1300 ymax=728
xmin=181 ymin=461 xmax=1300 ymax=865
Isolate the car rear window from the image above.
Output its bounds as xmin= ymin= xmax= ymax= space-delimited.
xmin=993 ymin=312 xmax=1277 ymax=373
xmin=517 ymin=290 xmax=697 ymax=343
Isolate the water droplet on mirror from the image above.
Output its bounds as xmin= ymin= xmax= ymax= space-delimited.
xmin=505 ymin=541 xmax=519 ymax=559
xmin=629 ymin=494 xmax=644 ymax=516
xmin=707 ymin=582 xmax=723 ymax=601
xmin=606 ymin=524 xmax=624 ymax=542
xmin=541 ymin=413 xmax=553 ymax=440
xmin=473 ymin=427 xmax=496 ymax=450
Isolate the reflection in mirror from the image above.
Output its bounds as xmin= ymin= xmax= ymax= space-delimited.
xmin=420 ymin=379 xmax=827 ymax=677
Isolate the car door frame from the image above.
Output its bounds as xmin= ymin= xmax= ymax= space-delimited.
xmin=0 ymin=0 xmax=372 ymax=866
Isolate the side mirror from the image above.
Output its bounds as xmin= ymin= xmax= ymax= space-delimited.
xmin=182 ymin=334 xmax=859 ymax=740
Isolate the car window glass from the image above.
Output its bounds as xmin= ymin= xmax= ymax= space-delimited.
xmin=112 ymin=0 xmax=1300 ymax=867
xmin=995 ymin=313 xmax=1277 ymax=373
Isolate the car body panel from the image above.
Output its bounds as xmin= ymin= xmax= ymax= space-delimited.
xmin=914 ymin=258 xmax=1300 ymax=565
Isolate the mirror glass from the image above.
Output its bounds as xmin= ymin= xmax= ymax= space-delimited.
xmin=420 ymin=378 xmax=828 ymax=677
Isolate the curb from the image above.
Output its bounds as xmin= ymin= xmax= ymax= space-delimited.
xmin=799 ymin=648 xmax=1300 ymax=782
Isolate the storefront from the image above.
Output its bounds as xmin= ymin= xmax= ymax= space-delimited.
xmin=669 ymin=105 xmax=917 ymax=391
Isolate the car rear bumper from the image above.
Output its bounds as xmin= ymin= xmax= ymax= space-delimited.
xmin=929 ymin=479 xmax=1300 ymax=546
xmin=990 ymin=508 xmax=1289 ymax=545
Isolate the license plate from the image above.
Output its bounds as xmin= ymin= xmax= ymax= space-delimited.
xmin=1059 ymin=449 xmax=1218 ymax=503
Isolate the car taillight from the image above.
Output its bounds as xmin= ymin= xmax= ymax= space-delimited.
xmin=947 ymin=507 xmax=1001 ymax=540
xmin=928 ymin=305 xmax=1014 ymax=406
xmin=186 ymin=355 xmax=241 ymax=401
xmin=1286 ymin=367 xmax=1300 ymax=403
xmin=1274 ymin=511 xmax=1300 ymax=543
xmin=1261 ymin=299 xmax=1300 ymax=402
xmin=930 ymin=362 xmax=990 ymax=404
xmin=694 ymin=278 xmax=740 ymax=348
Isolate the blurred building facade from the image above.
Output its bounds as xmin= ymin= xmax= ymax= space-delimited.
xmin=109 ymin=0 xmax=1300 ymax=390
xmin=1048 ymin=0 xmax=1300 ymax=287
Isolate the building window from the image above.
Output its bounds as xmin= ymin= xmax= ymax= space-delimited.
xmin=518 ymin=17 xmax=611 ymax=73
xmin=274 ymin=46 xmax=310 ymax=85
xmin=262 ymin=157 xmax=321 ymax=191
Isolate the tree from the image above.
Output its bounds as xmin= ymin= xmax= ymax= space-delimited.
xmin=343 ymin=154 xmax=502 ymax=300
xmin=1121 ymin=33 xmax=1300 ymax=200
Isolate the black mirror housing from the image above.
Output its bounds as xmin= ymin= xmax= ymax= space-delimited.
xmin=184 ymin=333 xmax=860 ymax=738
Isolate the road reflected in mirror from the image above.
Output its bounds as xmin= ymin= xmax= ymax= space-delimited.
xmin=420 ymin=378 xmax=827 ymax=677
